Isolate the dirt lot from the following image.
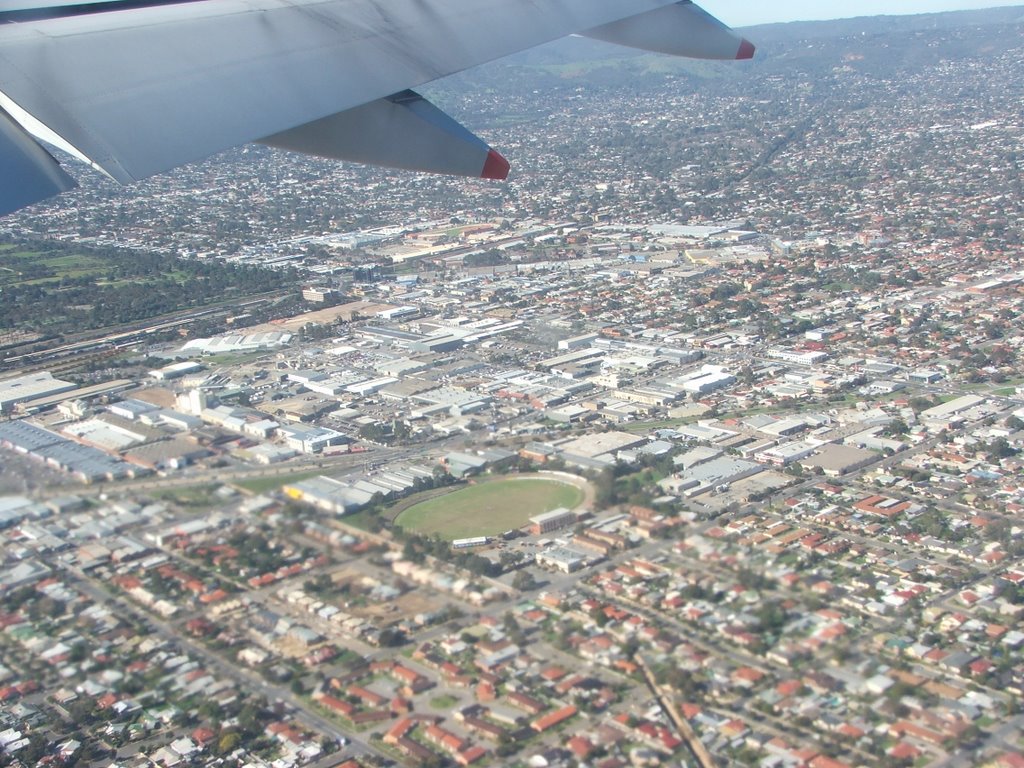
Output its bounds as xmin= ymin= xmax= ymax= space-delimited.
xmin=328 ymin=565 xmax=448 ymax=622
xmin=351 ymin=591 xmax=446 ymax=622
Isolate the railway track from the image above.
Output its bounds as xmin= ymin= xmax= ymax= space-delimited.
xmin=0 ymin=291 xmax=289 ymax=376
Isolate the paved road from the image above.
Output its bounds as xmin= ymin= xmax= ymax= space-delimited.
xmin=32 ymin=449 xmax=404 ymax=499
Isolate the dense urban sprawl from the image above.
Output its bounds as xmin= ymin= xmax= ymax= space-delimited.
xmin=0 ymin=7 xmax=1023 ymax=768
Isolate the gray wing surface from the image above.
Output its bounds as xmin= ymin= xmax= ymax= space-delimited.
xmin=0 ymin=0 xmax=753 ymax=213
xmin=0 ymin=0 xmax=680 ymax=183
xmin=0 ymin=105 xmax=76 ymax=216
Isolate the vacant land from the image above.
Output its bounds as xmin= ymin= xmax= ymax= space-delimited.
xmin=395 ymin=476 xmax=585 ymax=539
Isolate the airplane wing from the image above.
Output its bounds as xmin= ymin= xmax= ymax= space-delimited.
xmin=0 ymin=0 xmax=753 ymax=215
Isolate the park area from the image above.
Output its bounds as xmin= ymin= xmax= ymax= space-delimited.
xmin=394 ymin=475 xmax=586 ymax=539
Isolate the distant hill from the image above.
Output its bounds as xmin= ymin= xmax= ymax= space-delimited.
xmin=428 ymin=4 xmax=1024 ymax=93
xmin=743 ymin=4 xmax=1024 ymax=42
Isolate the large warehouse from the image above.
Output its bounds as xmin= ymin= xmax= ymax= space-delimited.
xmin=0 ymin=372 xmax=77 ymax=413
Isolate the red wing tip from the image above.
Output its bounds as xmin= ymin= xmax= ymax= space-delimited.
xmin=481 ymin=149 xmax=510 ymax=180
xmin=736 ymin=39 xmax=756 ymax=60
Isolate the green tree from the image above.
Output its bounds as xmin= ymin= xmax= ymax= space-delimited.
xmin=218 ymin=732 xmax=242 ymax=754
xmin=512 ymin=571 xmax=537 ymax=591
xmin=882 ymin=419 xmax=909 ymax=437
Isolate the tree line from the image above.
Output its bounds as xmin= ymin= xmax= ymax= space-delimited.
xmin=0 ymin=238 xmax=299 ymax=333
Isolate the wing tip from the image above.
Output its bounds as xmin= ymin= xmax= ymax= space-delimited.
xmin=736 ymin=38 xmax=756 ymax=60
xmin=481 ymin=149 xmax=510 ymax=180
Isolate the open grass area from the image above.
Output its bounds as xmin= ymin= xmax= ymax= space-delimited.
xmin=200 ymin=350 xmax=275 ymax=366
xmin=429 ymin=694 xmax=459 ymax=710
xmin=150 ymin=484 xmax=221 ymax=510
xmin=0 ymin=250 xmax=109 ymax=286
xmin=338 ymin=507 xmax=379 ymax=532
xmin=395 ymin=476 xmax=585 ymax=539
xmin=993 ymin=386 xmax=1021 ymax=397
xmin=621 ymin=416 xmax=703 ymax=434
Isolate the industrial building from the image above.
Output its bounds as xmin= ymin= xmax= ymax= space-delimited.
xmin=659 ymin=456 xmax=763 ymax=498
xmin=557 ymin=332 xmax=599 ymax=351
xmin=0 ymin=420 xmax=139 ymax=483
xmin=919 ymin=395 xmax=991 ymax=430
xmin=284 ymin=476 xmax=376 ymax=515
xmin=680 ymin=365 xmax=736 ymax=395
xmin=755 ymin=441 xmax=818 ymax=467
xmin=557 ymin=431 xmax=648 ymax=460
xmin=284 ymin=464 xmax=435 ymax=514
xmin=529 ymin=507 xmax=577 ymax=535
xmin=149 ymin=361 xmax=204 ymax=381
xmin=180 ymin=331 xmax=292 ymax=354
xmin=278 ymin=424 xmax=351 ymax=454
xmin=0 ymin=372 xmax=77 ymax=413
xmin=800 ymin=444 xmax=877 ymax=477
xmin=535 ymin=546 xmax=588 ymax=573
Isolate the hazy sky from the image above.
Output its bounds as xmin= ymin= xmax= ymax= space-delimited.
xmin=702 ymin=1 xmax=1023 ymax=27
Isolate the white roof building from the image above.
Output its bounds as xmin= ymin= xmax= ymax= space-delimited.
xmin=0 ymin=372 xmax=77 ymax=413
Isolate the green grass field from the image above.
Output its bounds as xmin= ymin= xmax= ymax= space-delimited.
xmin=150 ymin=484 xmax=220 ymax=510
xmin=429 ymin=694 xmax=459 ymax=710
xmin=622 ymin=416 xmax=703 ymax=434
xmin=395 ymin=477 xmax=585 ymax=539
xmin=0 ymin=250 xmax=110 ymax=286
